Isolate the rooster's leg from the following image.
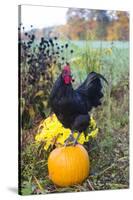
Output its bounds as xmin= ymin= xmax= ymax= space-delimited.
xmin=64 ymin=131 xmax=74 ymax=146
xmin=73 ymin=132 xmax=81 ymax=146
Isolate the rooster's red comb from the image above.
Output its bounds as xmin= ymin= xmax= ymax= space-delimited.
xmin=63 ymin=64 xmax=71 ymax=72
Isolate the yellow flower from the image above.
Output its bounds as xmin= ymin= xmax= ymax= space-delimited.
xmin=89 ymin=116 xmax=97 ymax=129
xmin=35 ymin=114 xmax=98 ymax=150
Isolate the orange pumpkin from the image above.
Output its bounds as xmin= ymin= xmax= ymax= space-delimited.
xmin=48 ymin=144 xmax=90 ymax=187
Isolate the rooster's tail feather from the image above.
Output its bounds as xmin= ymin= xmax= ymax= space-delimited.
xmin=76 ymin=72 xmax=108 ymax=110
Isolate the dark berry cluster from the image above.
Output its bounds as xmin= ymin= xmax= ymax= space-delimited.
xmin=19 ymin=24 xmax=74 ymax=129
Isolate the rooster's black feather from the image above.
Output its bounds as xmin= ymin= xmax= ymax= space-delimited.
xmin=49 ymin=71 xmax=107 ymax=132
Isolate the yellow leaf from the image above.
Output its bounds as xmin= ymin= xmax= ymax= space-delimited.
xmin=29 ymin=106 xmax=35 ymax=119
xmin=35 ymin=90 xmax=44 ymax=97
xmin=35 ymin=114 xmax=98 ymax=150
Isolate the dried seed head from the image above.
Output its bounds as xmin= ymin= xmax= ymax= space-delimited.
xmin=70 ymin=50 xmax=74 ymax=54
xmin=65 ymin=44 xmax=68 ymax=48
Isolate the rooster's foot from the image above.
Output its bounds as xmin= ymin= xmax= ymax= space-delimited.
xmin=73 ymin=132 xmax=81 ymax=146
xmin=64 ymin=131 xmax=74 ymax=146
xmin=73 ymin=139 xmax=78 ymax=146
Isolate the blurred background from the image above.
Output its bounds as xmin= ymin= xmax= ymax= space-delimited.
xmin=19 ymin=5 xmax=129 ymax=195
xmin=21 ymin=6 xmax=129 ymax=41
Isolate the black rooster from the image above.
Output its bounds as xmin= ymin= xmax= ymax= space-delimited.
xmin=49 ymin=64 xmax=107 ymax=145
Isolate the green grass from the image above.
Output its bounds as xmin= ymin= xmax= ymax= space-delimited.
xmin=20 ymin=40 xmax=129 ymax=195
xmin=71 ymin=40 xmax=129 ymax=49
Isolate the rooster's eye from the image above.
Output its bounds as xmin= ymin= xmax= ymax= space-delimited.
xmin=63 ymin=71 xmax=67 ymax=75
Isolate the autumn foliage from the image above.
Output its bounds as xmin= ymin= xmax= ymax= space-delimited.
xmin=23 ymin=9 xmax=129 ymax=41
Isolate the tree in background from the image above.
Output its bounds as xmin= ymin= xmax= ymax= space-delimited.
xmin=95 ymin=10 xmax=111 ymax=40
xmin=107 ymin=11 xmax=129 ymax=41
xmin=66 ymin=8 xmax=92 ymax=40
xmin=65 ymin=8 xmax=129 ymax=41
xmin=22 ymin=9 xmax=129 ymax=41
